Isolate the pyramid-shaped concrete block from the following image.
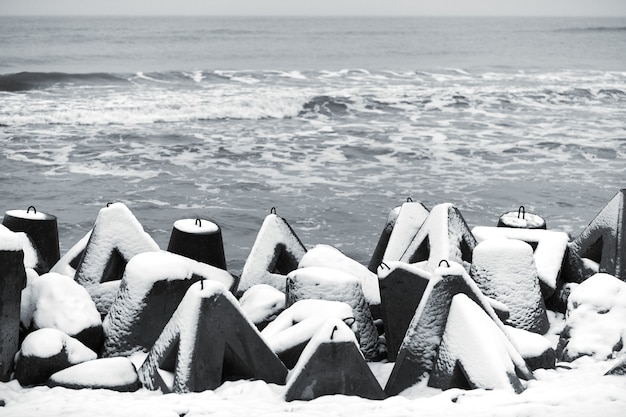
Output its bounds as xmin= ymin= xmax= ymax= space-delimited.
xmin=377 ymin=261 xmax=431 ymax=361
xmin=472 ymin=226 xmax=569 ymax=298
xmin=384 ymin=261 xmax=532 ymax=396
xmin=285 ymin=318 xmax=385 ymax=401
xmin=470 ymin=238 xmax=549 ymax=334
xmin=566 ymin=189 xmax=626 ymax=282
xmin=398 ymin=203 xmax=476 ymax=273
xmin=428 ymin=293 xmax=525 ymax=393
xmin=237 ymin=211 xmax=307 ymax=296
xmin=368 ymin=204 xmax=400 ymax=272
xmin=261 ymin=299 xmax=356 ymax=369
xmin=286 ymin=266 xmax=380 ymax=360
xmin=103 ymin=251 xmax=235 ymax=358
xmin=138 ymin=280 xmax=288 ymax=393
xmin=74 ymin=203 xmax=160 ymax=316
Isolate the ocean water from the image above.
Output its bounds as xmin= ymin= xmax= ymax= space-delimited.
xmin=1 ymin=16 xmax=625 ymax=272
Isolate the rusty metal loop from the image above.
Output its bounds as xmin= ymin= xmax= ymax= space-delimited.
xmin=195 ymin=218 xmax=202 ymax=227
xmin=270 ymin=207 xmax=277 ymax=215
xmin=343 ymin=317 xmax=356 ymax=327
xmin=518 ymin=205 xmax=526 ymax=219
xmin=438 ymin=259 xmax=450 ymax=268
xmin=26 ymin=206 xmax=37 ymax=214
xmin=379 ymin=262 xmax=390 ymax=270
xmin=406 ymin=197 xmax=413 ymax=202
xmin=107 ymin=202 xmax=113 ymax=207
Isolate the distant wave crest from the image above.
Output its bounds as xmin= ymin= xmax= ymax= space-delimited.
xmin=556 ymin=26 xmax=626 ymax=33
xmin=0 ymin=71 xmax=127 ymax=92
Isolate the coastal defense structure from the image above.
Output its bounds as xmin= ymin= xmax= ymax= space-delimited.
xmin=166 ymin=218 xmax=228 ymax=270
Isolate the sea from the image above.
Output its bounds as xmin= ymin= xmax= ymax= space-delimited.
xmin=0 ymin=16 xmax=625 ymax=273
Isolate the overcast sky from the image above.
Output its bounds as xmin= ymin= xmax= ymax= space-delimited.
xmin=1 ymin=0 xmax=626 ymax=16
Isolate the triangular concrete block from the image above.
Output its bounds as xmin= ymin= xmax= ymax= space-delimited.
xmin=237 ymin=211 xmax=307 ymax=296
xmin=398 ymin=203 xmax=476 ymax=273
xmin=138 ymin=280 xmax=288 ymax=393
xmin=74 ymin=203 xmax=160 ymax=316
xmin=566 ymin=189 xmax=626 ymax=282
xmin=285 ymin=318 xmax=385 ymax=401
xmin=368 ymin=205 xmax=400 ymax=272
xmin=384 ymin=262 xmax=532 ymax=396
xmin=428 ymin=294 xmax=525 ymax=393
xmin=103 ymin=251 xmax=235 ymax=358
xmin=377 ymin=261 xmax=431 ymax=361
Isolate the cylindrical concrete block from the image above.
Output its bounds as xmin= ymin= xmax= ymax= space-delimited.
xmin=497 ymin=206 xmax=546 ymax=230
xmin=3 ymin=206 xmax=60 ymax=272
xmin=166 ymin=218 xmax=227 ymax=270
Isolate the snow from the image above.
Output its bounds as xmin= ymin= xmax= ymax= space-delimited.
xmin=505 ymin=326 xmax=553 ymax=358
xmin=499 ymin=211 xmax=545 ymax=229
xmin=173 ymin=218 xmax=219 ymax=234
xmin=382 ymin=201 xmax=429 ymax=263
xmin=471 ymin=226 xmax=569 ymax=296
xmin=0 ymin=224 xmax=42 ymax=269
xmin=558 ymin=273 xmax=626 ymax=361
xmin=49 ymin=230 xmax=91 ymax=277
xmin=4 ymin=208 xmax=52 ymax=221
xmin=261 ymin=299 xmax=355 ymax=354
xmin=21 ymin=272 xmax=101 ymax=335
xmin=238 ymin=284 xmax=285 ymax=324
xmin=19 ymin=328 xmax=96 ymax=364
xmin=47 ymin=357 xmax=138 ymax=388
xmin=298 ymin=244 xmax=381 ymax=305
xmin=0 ymin=224 xmax=24 ymax=251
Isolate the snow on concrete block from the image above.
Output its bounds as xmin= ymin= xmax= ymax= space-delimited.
xmin=22 ymin=272 xmax=103 ymax=352
xmin=103 ymin=251 xmax=235 ymax=358
xmin=605 ymin=356 xmax=626 ymax=376
xmin=237 ymin=211 xmax=307 ymax=296
xmin=299 ymin=244 xmax=381 ymax=307
xmin=50 ymin=230 xmax=91 ymax=278
xmin=74 ymin=203 xmax=160 ymax=316
xmin=377 ymin=261 xmax=431 ymax=362
xmin=470 ymin=238 xmax=549 ymax=334
xmin=506 ymin=326 xmax=555 ymax=371
xmin=138 ymin=280 xmax=287 ymax=393
xmin=399 ymin=203 xmax=476 ymax=273
xmin=557 ymin=273 xmax=626 ymax=362
xmin=285 ymin=318 xmax=385 ymax=401
xmin=238 ymin=284 xmax=286 ymax=330
xmin=286 ymin=267 xmax=380 ymax=361
xmin=166 ymin=218 xmax=227 ymax=270
xmin=565 ymin=189 xmax=626 ymax=283
xmin=384 ymin=261 xmax=532 ymax=396
xmin=428 ymin=294 xmax=525 ymax=393
xmin=1 ymin=224 xmax=48 ymax=275
xmin=497 ymin=206 xmax=546 ymax=229
xmin=368 ymin=204 xmax=400 ymax=272
xmin=0 ymin=235 xmax=26 ymax=381
xmin=15 ymin=328 xmax=97 ymax=386
xmin=472 ymin=226 xmax=570 ymax=298
xmin=261 ymin=299 xmax=356 ymax=368
xmin=381 ymin=200 xmax=430 ymax=264
xmin=47 ymin=357 xmax=141 ymax=392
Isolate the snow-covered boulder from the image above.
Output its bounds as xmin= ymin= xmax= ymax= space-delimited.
xmin=138 ymin=280 xmax=287 ymax=393
xmin=470 ymin=238 xmax=549 ymax=334
xmin=73 ymin=203 xmax=160 ymax=316
xmin=285 ymin=266 xmax=380 ymax=360
xmin=15 ymin=328 xmax=97 ymax=386
xmin=47 ymin=357 xmax=140 ymax=392
xmin=428 ymin=293 xmax=525 ymax=393
xmin=21 ymin=272 xmax=103 ymax=352
xmin=261 ymin=299 xmax=356 ymax=368
xmin=237 ymin=212 xmax=307 ymax=296
xmin=506 ymin=326 xmax=555 ymax=371
xmin=472 ymin=226 xmax=569 ymax=298
xmin=399 ymin=203 xmax=476 ymax=273
xmin=285 ymin=318 xmax=385 ymax=401
xmin=103 ymin=250 xmax=235 ymax=358
xmin=557 ymin=273 xmax=626 ymax=362
xmin=238 ymin=284 xmax=285 ymax=330
xmin=299 ymin=244 xmax=380 ymax=306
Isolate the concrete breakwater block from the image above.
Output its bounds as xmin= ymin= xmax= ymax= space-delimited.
xmin=0 ymin=224 xmax=48 ymax=275
xmin=0 ymin=232 xmax=26 ymax=381
xmin=2 ymin=206 xmax=60 ymax=273
xmin=138 ymin=280 xmax=287 ymax=393
xmin=285 ymin=318 xmax=385 ymax=401
xmin=103 ymin=251 xmax=235 ymax=358
xmin=564 ymin=189 xmax=626 ymax=283
xmin=497 ymin=206 xmax=546 ymax=230
xmin=238 ymin=284 xmax=286 ymax=330
xmin=377 ymin=261 xmax=431 ymax=362
xmin=398 ymin=203 xmax=477 ymax=273
xmin=286 ymin=266 xmax=380 ymax=361
xmin=472 ymin=226 xmax=569 ymax=299
xmin=47 ymin=357 xmax=140 ymax=392
xmin=384 ymin=261 xmax=532 ymax=396
xmin=73 ymin=203 xmax=160 ymax=317
xmin=470 ymin=238 xmax=549 ymax=334
xmin=237 ymin=210 xmax=307 ymax=296
xmin=261 ymin=299 xmax=356 ymax=369
xmin=49 ymin=230 xmax=91 ymax=278
xmin=21 ymin=272 xmax=103 ymax=352
xmin=506 ymin=326 xmax=556 ymax=371
xmin=167 ymin=218 xmax=227 ymax=270
xmin=15 ymin=328 xmax=97 ymax=386
xmin=428 ymin=293 xmax=525 ymax=393
xmin=368 ymin=204 xmax=400 ymax=272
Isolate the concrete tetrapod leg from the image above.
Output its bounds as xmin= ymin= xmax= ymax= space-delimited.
xmin=138 ymin=280 xmax=287 ymax=393
xmin=285 ymin=318 xmax=385 ymax=401
xmin=368 ymin=204 xmax=400 ymax=273
xmin=384 ymin=261 xmax=532 ymax=397
xmin=237 ymin=210 xmax=307 ymax=296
